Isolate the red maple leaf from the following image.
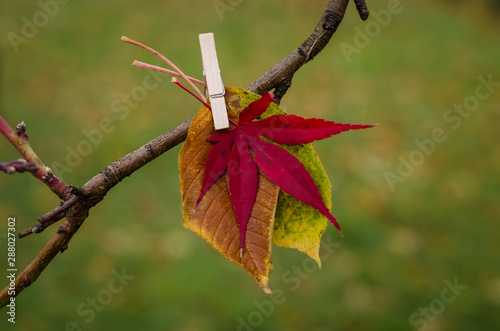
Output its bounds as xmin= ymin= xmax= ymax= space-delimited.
xmin=196 ymin=92 xmax=373 ymax=250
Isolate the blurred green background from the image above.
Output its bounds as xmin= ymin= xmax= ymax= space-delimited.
xmin=1 ymin=0 xmax=499 ymax=330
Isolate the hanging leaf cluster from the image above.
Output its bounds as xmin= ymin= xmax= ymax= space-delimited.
xmin=121 ymin=36 xmax=374 ymax=293
xmin=179 ymin=87 xmax=373 ymax=292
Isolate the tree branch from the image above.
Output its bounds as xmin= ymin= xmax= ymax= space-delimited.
xmin=0 ymin=0 xmax=367 ymax=307
xmin=0 ymin=119 xmax=191 ymax=307
xmin=247 ymin=0 xmax=350 ymax=100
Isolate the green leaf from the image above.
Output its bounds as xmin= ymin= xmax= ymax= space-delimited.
xmin=272 ymin=144 xmax=331 ymax=267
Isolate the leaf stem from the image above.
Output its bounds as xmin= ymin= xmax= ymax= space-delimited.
xmin=171 ymin=78 xmax=238 ymax=128
xmin=354 ymin=0 xmax=369 ymax=20
xmin=171 ymin=78 xmax=211 ymax=110
xmin=121 ymin=36 xmax=207 ymax=103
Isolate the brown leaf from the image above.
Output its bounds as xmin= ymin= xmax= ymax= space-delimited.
xmin=179 ymin=87 xmax=280 ymax=293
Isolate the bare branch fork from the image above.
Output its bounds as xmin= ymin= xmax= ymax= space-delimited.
xmin=0 ymin=0 xmax=368 ymax=307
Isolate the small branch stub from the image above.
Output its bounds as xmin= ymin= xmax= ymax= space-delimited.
xmin=199 ymin=33 xmax=229 ymax=130
xmin=16 ymin=121 xmax=28 ymax=139
xmin=0 ymin=159 xmax=38 ymax=174
xmin=354 ymin=0 xmax=370 ymax=20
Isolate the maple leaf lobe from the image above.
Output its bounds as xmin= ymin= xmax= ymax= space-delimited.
xmin=198 ymin=91 xmax=372 ymax=249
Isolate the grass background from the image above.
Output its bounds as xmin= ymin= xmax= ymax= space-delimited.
xmin=1 ymin=0 xmax=499 ymax=330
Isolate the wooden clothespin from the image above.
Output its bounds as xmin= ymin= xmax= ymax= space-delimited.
xmin=199 ymin=33 xmax=229 ymax=130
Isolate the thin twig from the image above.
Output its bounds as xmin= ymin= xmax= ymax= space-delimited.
xmin=171 ymin=77 xmax=212 ymax=109
xmin=18 ymin=195 xmax=81 ymax=238
xmin=0 ymin=159 xmax=38 ymax=174
xmin=0 ymin=116 xmax=68 ymax=198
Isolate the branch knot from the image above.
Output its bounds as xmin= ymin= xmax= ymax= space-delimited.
xmin=323 ymin=11 xmax=342 ymax=31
